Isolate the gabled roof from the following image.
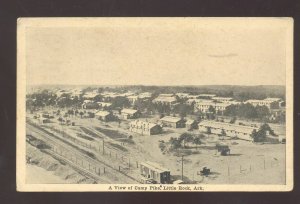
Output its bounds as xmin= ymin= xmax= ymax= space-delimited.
xmin=121 ymin=108 xmax=139 ymax=114
xmin=152 ymin=96 xmax=177 ymax=103
xmin=83 ymin=92 xmax=99 ymax=98
xmin=95 ymin=111 xmax=111 ymax=117
xmin=97 ymin=102 xmax=112 ymax=107
xmin=140 ymin=161 xmax=170 ymax=173
xmin=185 ymin=119 xmax=198 ymax=125
xmin=83 ymin=100 xmax=93 ymax=104
xmin=130 ymin=120 xmax=159 ymax=129
xmin=212 ymin=97 xmax=233 ymax=101
xmin=160 ymin=116 xmax=182 ymax=123
xmin=198 ymin=120 xmax=258 ymax=134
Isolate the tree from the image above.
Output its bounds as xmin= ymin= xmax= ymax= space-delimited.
xmin=111 ymin=96 xmax=130 ymax=109
xmin=94 ymin=95 xmax=103 ymax=102
xmin=169 ymin=137 xmax=181 ymax=150
xmin=173 ymin=104 xmax=192 ymax=118
xmin=251 ymin=123 xmax=276 ymax=142
xmin=229 ymin=116 xmax=237 ymax=124
xmin=208 ymin=105 xmax=216 ymax=114
xmin=255 ymin=105 xmax=270 ymax=120
xmin=193 ymin=136 xmax=202 ymax=150
xmin=79 ymin=111 xmax=84 ymax=118
xmin=159 ymin=142 xmax=166 ymax=152
xmin=179 ymin=133 xmax=194 ymax=148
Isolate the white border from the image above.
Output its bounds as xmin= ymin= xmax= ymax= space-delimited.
xmin=17 ymin=17 xmax=294 ymax=192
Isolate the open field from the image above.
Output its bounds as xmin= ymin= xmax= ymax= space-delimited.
xmin=26 ymin=106 xmax=286 ymax=184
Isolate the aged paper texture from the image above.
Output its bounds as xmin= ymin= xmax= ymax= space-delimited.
xmin=17 ymin=18 xmax=293 ymax=191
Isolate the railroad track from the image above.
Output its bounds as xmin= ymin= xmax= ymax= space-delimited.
xmin=27 ymin=123 xmax=140 ymax=184
xmin=42 ymin=148 xmax=110 ymax=183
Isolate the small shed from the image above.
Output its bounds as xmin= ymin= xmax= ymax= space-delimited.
xmin=95 ymin=111 xmax=114 ymax=122
xmin=42 ymin=119 xmax=51 ymax=123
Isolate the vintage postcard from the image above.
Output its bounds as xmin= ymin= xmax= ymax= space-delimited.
xmin=17 ymin=18 xmax=293 ymax=192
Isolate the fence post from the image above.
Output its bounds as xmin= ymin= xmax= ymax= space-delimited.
xmin=104 ymin=167 xmax=106 ymax=174
xmin=136 ymin=161 xmax=139 ymax=168
xmin=227 ymin=165 xmax=230 ymax=177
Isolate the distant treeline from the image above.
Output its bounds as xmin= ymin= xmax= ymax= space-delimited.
xmin=28 ymin=85 xmax=285 ymax=102
xmin=119 ymin=85 xmax=285 ymax=101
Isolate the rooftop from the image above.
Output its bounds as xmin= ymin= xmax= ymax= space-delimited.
xmin=121 ymin=108 xmax=139 ymax=114
xmin=160 ymin=116 xmax=182 ymax=123
xmin=199 ymin=120 xmax=258 ymax=134
xmin=130 ymin=120 xmax=158 ymax=129
xmin=140 ymin=161 xmax=170 ymax=173
xmin=95 ymin=111 xmax=111 ymax=117
xmin=185 ymin=119 xmax=197 ymax=125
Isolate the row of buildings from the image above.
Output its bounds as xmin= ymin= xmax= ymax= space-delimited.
xmin=94 ymin=108 xmax=141 ymax=121
xmin=129 ymin=116 xmax=282 ymax=142
xmin=53 ymin=88 xmax=284 ymax=113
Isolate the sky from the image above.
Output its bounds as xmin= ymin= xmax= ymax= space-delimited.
xmin=24 ymin=18 xmax=289 ymax=86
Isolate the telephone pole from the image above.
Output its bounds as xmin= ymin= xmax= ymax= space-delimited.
xmin=102 ymin=139 xmax=105 ymax=155
xmin=181 ymin=155 xmax=184 ymax=180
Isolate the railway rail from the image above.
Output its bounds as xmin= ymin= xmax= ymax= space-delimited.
xmin=27 ymin=123 xmax=140 ymax=184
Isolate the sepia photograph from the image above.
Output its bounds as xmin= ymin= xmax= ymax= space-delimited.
xmin=16 ymin=18 xmax=293 ymax=192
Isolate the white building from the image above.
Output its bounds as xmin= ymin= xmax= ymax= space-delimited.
xmin=198 ymin=94 xmax=216 ymax=98
xmin=176 ymin=93 xmax=190 ymax=99
xmin=129 ymin=120 xmax=162 ymax=135
xmin=212 ymin=97 xmax=233 ymax=103
xmin=127 ymin=95 xmax=139 ymax=104
xmin=96 ymin=102 xmax=112 ymax=109
xmin=186 ymin=99 xmax=213 ymax=105
xmin=95 ymin=111 xmax=114 ymax=121
xmin=198 ymin=120 xmax=258 ymax=141
xmin=245 ymin=98 xmax=281 ymax=109
xmin=121 ymin=108 xmax=141 ymax=119
xmin=194 ymin=101 xmax=231 ymax=113
xmin=82 ymin=92 xmax=100 ymax=100
xmin=138 ymin=92 xmax=152 ymax=99
xmin=152 ymin=96 xmax=178 ymax=106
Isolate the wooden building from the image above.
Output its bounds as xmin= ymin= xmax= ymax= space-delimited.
xmin=121 ymin=108 xmax=141 ymax=119
xmin=130 ymin=120 xmax=162 ymax=136
xmin=95 ymin=111 xmax=114 ymax=122
xmin=140 ymin=161 xmax=171 ymax=184
xmin=159 ymin=116 xmax=185 ymax=128
xmin=198 ymin=120 xmax=258 ymax=141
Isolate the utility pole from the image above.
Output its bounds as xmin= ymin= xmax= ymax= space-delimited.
xmin=102 ymin=139 xmax=105 ymax=155
xmin=181 ymin=155 xmax=184 ymax=180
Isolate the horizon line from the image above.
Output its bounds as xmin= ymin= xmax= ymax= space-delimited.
xmin=27 ymin=84 xmax=286 ymax=87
